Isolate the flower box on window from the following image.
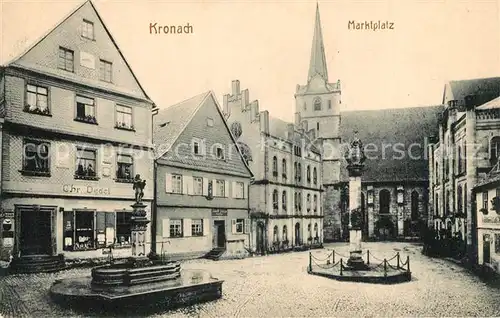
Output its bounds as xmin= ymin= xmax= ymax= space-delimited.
xmin=20 ymin=169 xmax=50 ymax=177
xmin=24 ymin=105 xmax=51 ymax=116
xmin=75 ymin=115 xmax=98 ymax=124
xmin=75 ymin=174 xmax=99 ymax=181
xmin=115 ymin=122 xmax=135 ymax=131
xmin=115 ymin=178 xmax=134 ymax=184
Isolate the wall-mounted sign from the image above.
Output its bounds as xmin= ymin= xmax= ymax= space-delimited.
xmin=0 ymin=210 xmax=14 ymax=218
xmin=63 ymin=184 xmax=111 ymax=195
xmin=212 ymin=209 xmax=228 ymax=217
xmin=80 ymin=51 xmax=95 ymax=69
xmin=483 ymin=216 xmax=500 ymax=224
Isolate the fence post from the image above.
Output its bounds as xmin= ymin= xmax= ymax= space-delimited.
xmin=383 ymin=259 xmax=387 ymax=277
xmin=332 ymin=251 xmax=335 ymax=264
xmin=396 ymin=252 xmax=400 ymax=269
xmin=407 ymin=255 xmax=410 ymax=272
xmin=367 ymin=250 xmax=370 ymax=265
xmin=340 ymin=259 xmax=343 ymax=276
xmin=309 ymin=252 xmax=312 ymax=272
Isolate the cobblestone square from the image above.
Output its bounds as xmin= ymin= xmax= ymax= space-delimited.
xmin=0 ymin=242 xmax=499 ymax=317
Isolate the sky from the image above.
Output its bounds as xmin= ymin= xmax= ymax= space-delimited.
xmin=1 ymin=0 xmax=499 ymax=122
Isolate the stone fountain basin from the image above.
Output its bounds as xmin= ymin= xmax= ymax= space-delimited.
xmin=50 ymin=268 xmax=223 ymax=313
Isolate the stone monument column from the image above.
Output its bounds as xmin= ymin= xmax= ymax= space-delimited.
xmin=131 ymin=174 xmax=150 ymax=258
xmin=344 ymin=133 xmax=368 ymax=270
xmin=397 ymin=185 xmax=404 ymax=237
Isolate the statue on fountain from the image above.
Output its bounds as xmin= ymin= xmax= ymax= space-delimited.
xmin=133 ymin=174 xmax=146 ymax=204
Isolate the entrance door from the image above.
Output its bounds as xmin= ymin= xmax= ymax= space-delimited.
xmin=19 ymin=208 xmax=52 ymax=255
xmin=212 ymin=220 xmax=226 ymax=248
xmin=256 ymin=222 xmax=265 ymax=254
xmin=295 ymin=223 xmax=301 ymax=246
xmin=483 ymin=235 xmax=491 ymax=264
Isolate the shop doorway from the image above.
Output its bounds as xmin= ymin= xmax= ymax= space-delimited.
xmin=483 ymin=234 xmax=491 ymax=264
xmin=18 ymin=207 xmax=52 ymax=256
xmin=256 ymin=222 xmax=265 ymax=255
xmin=295 ymin=222 xmax=301 ymax=246
xmin=212 ymin=220 xmax=226 ymax=248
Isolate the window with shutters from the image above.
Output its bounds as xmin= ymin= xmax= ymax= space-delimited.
xmin=235 ymin=219 xmax=244 ymax=234
xmin=116 ymin=212 xmax=131 ymax=245
xmin=215 ymin=180 xmax=225 ymax=197
xmin=172 ymin=174 xmax=183 ymax=194
xmin=193 ymin=177 xmax=203 ymax=195
xmin=191 ymin=219 xmax=203 ymax=236
xmin=170 ymin=219 xmax=183 ymax=237
xmin=234 ymin=182 xmax=244 ymax=199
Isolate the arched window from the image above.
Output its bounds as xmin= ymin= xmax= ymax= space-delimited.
xmin=314 ymin=223 xmax=319 ymax=238
xmin=306 ymin=166 xmax=311 ymax=183
xmin=272 ymin=156 xmax=278 ymax=177
xmin=282 ymin=191 xmax=287 ymax=211
xmin=297 ymin=163 xmax=302 ymax=183
xmin=307 ymin=194 xmax=311 ymax=212
xmin=411 ymin=191 xmax=419 ymax=221
xmin=273 ymin=225 xmax=279 ymax=243
xmin=298 ymin=193 xmax=302 ymax=212
xmin=457 ymin=185 xmax=463 ymax=214
xmin=307 ymin=223 xmax=312 ymax=238
xmin=294 ymin=192 xmax=298 ymax=211
xmin=379 ymin=189 xmax=391 ymax=214
xmin=282 ymin=159 xmax=287 ymax=181
xmin=294 ymin=162 xmax=298 ymax=182
xmin=313 ymin=194 xmax=318 ymax=213
xmin=314 ymin=98 xmax=322 ymax=111
xmin=490 ymin=136 xmax=500 ymax=163
xmin=272 ymin=190 xmax=279 ymax=211
xmin=446 ymin=190 xmax=451 ymax=214
xmin=313 ymin=168 xmax=318 ymax=185
xmin=435 ymin=193 xmax=439 ymax=216
xmin=283 ymin=225 xmax=288 ymax=242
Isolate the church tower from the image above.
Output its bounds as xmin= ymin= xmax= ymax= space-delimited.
xmin=295 ymin=3 xmax=343 ymax=241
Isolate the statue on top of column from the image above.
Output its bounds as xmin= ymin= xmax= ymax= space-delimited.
xmin=133 ymin=174 xmax=147 ymax=203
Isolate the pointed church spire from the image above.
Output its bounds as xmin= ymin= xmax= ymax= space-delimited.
xmin=308 ymin=3 xmax=328 ymax=82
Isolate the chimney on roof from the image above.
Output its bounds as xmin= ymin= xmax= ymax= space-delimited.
xmin=294 ymin=112 xmax=301 ymax=126
xmin=232 ymin=80 xmax=240 ymax=96
xmin=250 ymin=100 xmax=259 ymax=122
xmin=223 ymin=94 xmax=230 ymax=117
xmin=259 ymin=110 xmax=269 ymax=134
xmin=241 ymin=89 xmax=249 ymax=111
xmin=287 ymin=123 xmax=295 ymax=140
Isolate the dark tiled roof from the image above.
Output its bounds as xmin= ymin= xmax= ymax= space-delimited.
xmin=340 ymin=105 xmax=444 ymax=183
xmin=153 ymin=91 xmax=210 ymax=157
xmin=447 ymin=77 xmax=500 ymax=105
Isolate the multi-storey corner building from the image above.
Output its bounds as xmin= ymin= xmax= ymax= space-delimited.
xmin=153 ymin=91 xmax=253 ymax=260
xmin=223 ymin=81 xmax=323 ymax=254
xmin=0 ymin=1 xmax=156 ymax=263
xmin=428 ymin=77 xmax=500 ymax=259
xmin=474 ymin=159 xmax=500 ymax=274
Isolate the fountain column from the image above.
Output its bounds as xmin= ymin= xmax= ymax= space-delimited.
xmin=131 ymin=174 xmax=150 ymax=258
xmin=344 ymin=133 xmax=367 ymax=270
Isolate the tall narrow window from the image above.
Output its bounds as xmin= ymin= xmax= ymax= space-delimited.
xmin=379 ymin=190 xmax=391 ymax=214
xmin=75 ymin=95 xmax=96 ymax=124
xmin=483 ymin=191 xmax=489 ymax=210
xmin=313 ymin=167 xmax=318 ymax=185
xmin=116 ymin=212 xmax=132 ymax=245
xmin=313 ymin=194 xmax=317 ymax=213
xmin=99 ymin=59 xmax=112 ymax=82
xmin=58 ymin=47 xmax=74 ymax=72
xmin=411 ymin=191 xmax=419 ymax=221
xmin=282 ymin=159 xmax=287 ymax=181
xmin=297 ymin=163 xmax=302 ymax=183
xmin=25 ymin=84 xmax=49 ymax=114
xmin=306 ymin=166 xmax=311 ymax=184
xmin=273 ymin=190 xmax=279 ymax=212
xmin=316 ymin=122 xmax=320 ymax=131
xmin=193 ymin=177 xmax=203 ymax=195
xmin=307 ymin=194 xmax=311 ymax=212
xmin=171 ymin=174 xmax=183 ymax=194
xmin=116 ymin=105 xmax=132 ymax=129
xmin=215 ymin=180 xmax=225 ymax=197
xmin=75 ymin=148 xmax=97 ymax=179
xmin=490 ymin=136 xmax=500 ymax=164
xmin=457 ymin=185 xmax=463 ymax=214
xmin=282 ymin=191 xmax=287 ymax=211
xmin=81 ymin=19 xmax=94 ymax=40
xmin=272 ymin=156 xmax=278 ymax=177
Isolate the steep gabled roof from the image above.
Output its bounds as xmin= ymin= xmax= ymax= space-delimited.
xmin=153 ymin=91 xmax=210 ymax=158
xmin=340 ymin=105 xmax=443 ymax=183
xmin=4 ymin=0 xmax=152 ymax=102
xmin=443 ymin=77 xmax=500 ymax=105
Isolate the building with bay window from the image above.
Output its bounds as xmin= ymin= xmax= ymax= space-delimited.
xmin=153 ymin=91 xmax=253 ymax=260
xmin=0 ymin=1 xmax=156 ymax=265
